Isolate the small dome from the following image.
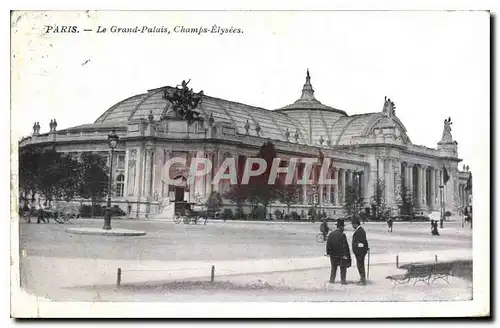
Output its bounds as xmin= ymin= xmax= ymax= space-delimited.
xmin=276 ymin=70 xmax=347 ymax=115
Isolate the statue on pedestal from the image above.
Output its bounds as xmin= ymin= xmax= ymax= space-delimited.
xmin=382 ymin=96 xmax=396 ymax=117
xmin=441 ymin=117 xmax=453 ymax=143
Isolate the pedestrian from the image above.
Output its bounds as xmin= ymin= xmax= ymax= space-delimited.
xmin=351 ymin=217 xmax=369 ymax=285
xmin=23 ymin=203 xmax=33 ymax=223
xmin=319 ymin=217 xmax=330 ymax=242
xmin=36 ymin=202 xmax=43 ymax=224
xmin=387 ymin=217 xmax=394 ymax=232
xmin=431 ymin=220 xmax=440 ymax=236
xmin=326 ymin=218 xmax=351 ymax=285
xmin=36 ymin=201 xmax=47 ymax=224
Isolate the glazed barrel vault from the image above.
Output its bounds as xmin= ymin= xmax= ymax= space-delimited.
xmin=19 ymin=71 xmax=471 ymax=218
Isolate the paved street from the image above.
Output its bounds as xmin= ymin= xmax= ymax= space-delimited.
xmin=20 ymin=218 xmax=472 ymax=261
xmin=17 ymin=219 xmax=473 ymax=302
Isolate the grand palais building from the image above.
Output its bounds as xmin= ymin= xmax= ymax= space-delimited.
xmin=19 ymin=71 xmax=472 ymax=219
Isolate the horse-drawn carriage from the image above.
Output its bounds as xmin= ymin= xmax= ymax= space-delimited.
xmin=20 ymin=203 xmax=79 ymax=224
xmin=173 ymin=201 xmax=218 ymax=225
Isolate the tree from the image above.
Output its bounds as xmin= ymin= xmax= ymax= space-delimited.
xmin=78 ymin=152 xmax=109 ymax=217
xmin=278 ymin=184 xmax=300 ymax=214
xmin=249 ymin=140 xmax=282 ymax=210
xmin=206 ymin=191 xmax=223 ymax=213
xmin=370 ymin=178 xmax=387 ymax=220
xmin=224 ymin=140 xmax=283 ymax=219
xmin=56 ymin=154 xmax=82 ymax=201
xmin=19 ymin=147 xmax=43 ymax=203
xmin=28 ymin=149 xmax=81 ymax=205
xmin=396 ymin=181 xmax=414 ymax=217
xmin=344 ymin=181 xmax=365 ymax=216
xmin=224 ymin=183 xmax=249 ymax=211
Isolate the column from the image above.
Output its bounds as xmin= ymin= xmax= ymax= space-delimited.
xmin=143 ymin=148 xmax=154 ymax=198
xmin=458 ymin=184 xmax=464 ymax=208
xmin=415 ymin=165 xmax=422 ymax=207
xmin=153 ymin=147 xmax=164 ymax=200
xmin=377 ymin=158 xmax=385 ymax=181
xmin=126 ymin=149 xmax=137 ymax=197
xmin=462 ymin=184 xmax=466 ymax=208
xmin=205 ymin=150 xmax=213 ymax=196
xmin=382 ymin=159 xmax=392 ymax=206
xmin=429 ymin=167 xmax=436 ymax=211
xmin=421 ymin=165 xmax=426 ymax=206
xmin=408 ymin=163 xmax=414 ymax=203
xmin=368 ymin=163 xmax=377 ymax=204
xmin=333 ymin=168 xmax=339 ymax=206
xmin=326 ymin=165 xmax=332 ymax=204
xmin=385 ymin=158 xmax=392 ymax=206
xmin=163 ymin=150 xmax=172 ymax=198
xmin=360 ymin=171 xmax=366 ymax=202
xmin=340 ymin=169 xmax=346 ymax=205
xmin=356 ymin=171 xmax=363 ymax=201
xmin=319 ymin=183 xmax=324 ymax=205
xmin=302 ymin=163 xmax=308 ymax=205
xmin=363 ymin=166 xmax=371 ymax=204
xmin=423 ymin=166 xmax=429 ymax=208
xmin=213 ymin=150 xmax=220 ymax=193
xmin=434 ymin=168 xmax=440 ymax=209
xmin=192 ymin=150 xmax=205 ymax=199
xmin=404 ymin=163 xmax=411 ymax=191
xmin=189 ymin=150 xmax=198 ymax=201
xmin=303 ymin=184 xmax=308 ymax=205
xmin=134 ymin=146 xmax=144 ymax=198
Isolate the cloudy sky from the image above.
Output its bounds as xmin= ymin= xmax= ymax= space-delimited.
xmin=11 ymin=11 xmax=489 ymax=172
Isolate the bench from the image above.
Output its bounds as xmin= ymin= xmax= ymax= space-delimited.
xmin=386 ymin=262 xmax=453 ymax=287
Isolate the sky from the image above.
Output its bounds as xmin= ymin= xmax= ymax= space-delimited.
xmin=11 ymin=11 xmax=489 ymax=172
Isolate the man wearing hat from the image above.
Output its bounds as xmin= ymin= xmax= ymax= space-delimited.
xmin=326 ymin=218 xmax=351 ymax=284
xmin=352 ymin=217 xmax=369 ymax=285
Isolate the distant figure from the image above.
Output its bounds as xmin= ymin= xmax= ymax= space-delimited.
xmin=351 ymin=217 xmax=369 ymax=285
xmin=326 ymin=219 xmax=351 ymax=285
xmin=319 ymin=218 xmax=330 ymax=242
xmin=431 ymin=220 xmax=440 ymax=236
xmin=36 ymin=202 xmax=47 ymax=224
xmin=387 ymin=217 xmax=394 ymax=233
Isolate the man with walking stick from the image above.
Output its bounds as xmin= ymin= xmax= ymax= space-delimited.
xmin=351 ymin=217 xmax=369 ymax=285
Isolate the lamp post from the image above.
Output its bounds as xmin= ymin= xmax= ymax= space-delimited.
xmin=103 ymin=130 xmax=119 ymax=230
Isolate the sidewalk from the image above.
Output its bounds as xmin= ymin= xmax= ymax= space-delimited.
xmin=21 ymin=248 xmax=472 ymax=297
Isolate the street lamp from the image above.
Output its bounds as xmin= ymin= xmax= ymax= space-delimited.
xmin=103 ymin=129 xmax=119 ymax=230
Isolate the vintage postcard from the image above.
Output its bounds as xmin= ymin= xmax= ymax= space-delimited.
xmin=10 ymin=10 xmax=490 ymax=318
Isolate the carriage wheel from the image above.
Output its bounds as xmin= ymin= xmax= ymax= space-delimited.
xmin=54 ymin=214 xmax=66 ymax=224
xmin=316 ymin=233 xmax=326 ymax=243
xmin=183 ymin=216 xmax=190 ymax=224
xmin=173 ymin=213 xmax=182 ymax=224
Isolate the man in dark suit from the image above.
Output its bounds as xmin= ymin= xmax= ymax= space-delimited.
xmin=326 ymin=219 xmax=351 ymax=284
xmin=352 ymin=217 xmax=369 ymax=285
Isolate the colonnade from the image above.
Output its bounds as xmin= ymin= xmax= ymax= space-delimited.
xmin=123 ymin=146 xmax=465 ymax=216
xmin=124 ymin=147 xmax=368 ymax=208
xmin=379 ymin=159 xmax=445 ymax=211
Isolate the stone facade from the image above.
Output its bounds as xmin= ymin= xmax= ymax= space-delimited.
xmin=19 ymin=72 xmax=472 ymax=218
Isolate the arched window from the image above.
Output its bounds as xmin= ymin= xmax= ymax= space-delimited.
xmin=116 ymin=174 xmax=125 ymax=197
